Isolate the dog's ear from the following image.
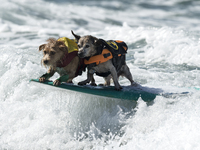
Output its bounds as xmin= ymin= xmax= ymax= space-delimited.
xmin=94 ymin=39 xmax=103 ymax=47
xmin=57 ymin=41 xmax=68 ymax=52
xmin=39 ymin=44 xmax=46 ymax=51
xmin=71 ymin=30 xmax=81 ymax=41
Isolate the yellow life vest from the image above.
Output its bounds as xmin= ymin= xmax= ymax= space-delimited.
xmin=58 ymin=37 xmax=78 ymax=53
xmin=56 ymin=37 xmax=86 ymax=76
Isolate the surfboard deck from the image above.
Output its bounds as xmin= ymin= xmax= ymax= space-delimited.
xmin=30 ymin=79 xmax=192 ymax=102
xmin=30 ymin=79 xmax=161 ymax=102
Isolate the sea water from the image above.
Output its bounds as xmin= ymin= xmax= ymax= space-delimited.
xmin=0 ymin=0 xmax=200 ymax=149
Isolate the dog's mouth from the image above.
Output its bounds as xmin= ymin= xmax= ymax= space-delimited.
xmin=78 ymin=52 xmax=85 ymax=58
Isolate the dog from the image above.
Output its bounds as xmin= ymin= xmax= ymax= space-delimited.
xmin=71 ymin=30 xmax=135 ymax=90
xmin=39 ymin=37 xmax=85 ymax=86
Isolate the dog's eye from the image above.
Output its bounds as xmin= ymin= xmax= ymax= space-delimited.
xmin=50 ymin=51 xmax=55 ymax=55
xmin=85 ymin=45 xmax=90 ymax=48
xmin=78 ymin=45 xmax=81 ymax=48
xmin=44 ymin=51 xmax=47 ymax=54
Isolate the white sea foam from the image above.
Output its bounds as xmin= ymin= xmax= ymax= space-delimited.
xmin=0 ymin=0 xmax=200 ymax=149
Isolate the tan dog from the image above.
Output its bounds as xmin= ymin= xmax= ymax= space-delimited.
xmin=39 ymin=37 xmax=85 ymax=86
xmin=72 ymin=31 xmax=135 ymax=90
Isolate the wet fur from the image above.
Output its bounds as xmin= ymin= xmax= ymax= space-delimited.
xmin=72 ymin=31 xmax=135 ymax=90
xmin=39 ymin=38 xmax=80 ymax=86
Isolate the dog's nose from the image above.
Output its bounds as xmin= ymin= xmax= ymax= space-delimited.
xmin=43 ymin=60 xmax=48 ymax=64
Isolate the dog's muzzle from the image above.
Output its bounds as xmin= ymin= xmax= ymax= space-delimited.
xmin=43 ymin=60 xmax=48 ymax=64
xmin=78 ymin=51 xmax=84 ymax=58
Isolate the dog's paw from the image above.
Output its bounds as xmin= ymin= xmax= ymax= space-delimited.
xmin=53 ymin=80 xmax=61 ymax=86
xmin=131 ymin=82 xmax=139 ymax=87
xmin=67 ymin=81 xmax=73 ymax=84
xmin=115 ymin=86 xmax=123 ymax=91
xmin=78 ymin=82 xmax=86 ymax=86
xmin=39 ymin=77 xmax=46 ymax=83
xmin=90 ymin=83 xmax=97 ymax=86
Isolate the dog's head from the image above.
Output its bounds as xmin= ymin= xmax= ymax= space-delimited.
xmin=71 ymin=30 xmax=102 ymax=58
xmin=39 ymin=38 xmax=68 ymax=67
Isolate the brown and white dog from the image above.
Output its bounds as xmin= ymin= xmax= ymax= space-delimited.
xmin=72 ymin=31 xmax=135 ymax=90
xmin=39 ymin=37 xmax=85 ymax=86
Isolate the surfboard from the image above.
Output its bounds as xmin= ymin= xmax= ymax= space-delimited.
xmin=30 ymin=79 xmax=190 ymax=102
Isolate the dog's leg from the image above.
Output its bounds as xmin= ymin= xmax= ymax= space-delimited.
xmin=78 ymin=71 xmax=93 ymax=85
xmin=121 ymin=64 xmax=136 ymax=86
xmin=39 ymin=67 xmax=55 ymax=83
xmin=103 ymin=75 xmax=111 ymax=86
xmin=110 ymin=66 xmax=122 ymax=91
xmin=53 ymin=71 xmax=77 ymax=86
xmin=53 ymin=74 xmax=69 ymax=86
xmin=90 ymin=76 xmax=97 ymax=86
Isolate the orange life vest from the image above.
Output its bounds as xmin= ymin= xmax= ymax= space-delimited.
xmin=84 ymin=40 xmax=128 ymax=77
xmin=84 ymin=49 xmax=113 ymax=65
